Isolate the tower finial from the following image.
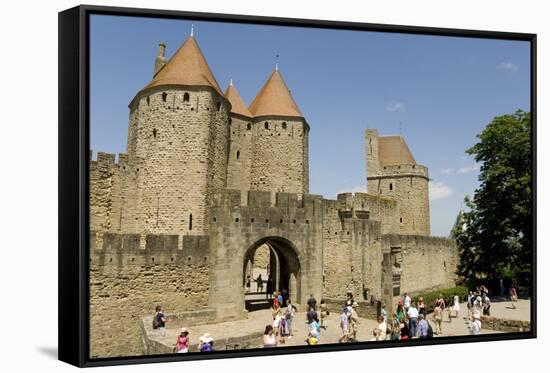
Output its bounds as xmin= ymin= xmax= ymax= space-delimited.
xmin=191 ymin=23 xmax=194 ymax=37
xmin=275 ymin=53 xmax=279 ymax=71
xmin=229 ymin=78 xmax=233 ymax=86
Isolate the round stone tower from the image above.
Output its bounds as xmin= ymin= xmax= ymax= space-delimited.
xmin=124 ymin=35 xmax=230 ymax=235
xmin=225 ymin=80 xmax=254 ymax=197
xmin=248 ymin=68 xmax=309 ymax=195
xmin=365 ymin=129 xmax=430 ymax=236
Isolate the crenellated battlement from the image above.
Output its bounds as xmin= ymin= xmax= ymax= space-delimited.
xmin=370 ymin=163 xmax=429 ymax=179
xmin=210 ymin=189 xmax=323 ymax=209
xmin=89 ymin=150 xmax=129 ymax=169
xmin=90 ymin=231 xmax=210 ymax=265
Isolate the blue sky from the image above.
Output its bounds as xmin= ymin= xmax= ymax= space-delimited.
xmin=90 ymin=15 xmax=530 ymax=237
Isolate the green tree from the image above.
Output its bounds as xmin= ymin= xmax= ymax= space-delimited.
xmin=454 ymin=110 xmax=532 ymax=288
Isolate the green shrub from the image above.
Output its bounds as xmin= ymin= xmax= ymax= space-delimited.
xmin=411 ymin=286 xmax=468 ymax=313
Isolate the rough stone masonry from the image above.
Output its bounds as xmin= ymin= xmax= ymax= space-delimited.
xmin=89 ymin=34 xmax=458 ymax=358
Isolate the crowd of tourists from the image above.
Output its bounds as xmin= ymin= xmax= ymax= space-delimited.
xmin=150 ymin=283 xmax=521 ymax=352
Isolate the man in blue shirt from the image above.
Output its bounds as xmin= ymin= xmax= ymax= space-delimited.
xmin=417 ymin=314 xmax=430 ymax=339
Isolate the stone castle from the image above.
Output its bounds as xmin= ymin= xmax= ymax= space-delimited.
xmin=89 ymin=34 xmax=458 ymax=357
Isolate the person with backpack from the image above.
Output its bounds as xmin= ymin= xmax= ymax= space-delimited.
xmin=199 ymin=333 xmax=214 ymax=352
xmin=417 ymin=314 xmax=431 ymax=339
xmin=153 ymin=305 xmax=167 ymax=336
xmin=174 ymin=328 xmax=190 ymax=353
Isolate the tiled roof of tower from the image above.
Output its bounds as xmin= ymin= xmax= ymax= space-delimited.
xmin=378 ymin=136 xmax=416 ymax=166
xmin=143 ymin=36 xmax=223 ymax=95
xmin=225 ymin=83 xmax=253 ymax=118
xmin=249 ymin=70 xmax=303 ymax=118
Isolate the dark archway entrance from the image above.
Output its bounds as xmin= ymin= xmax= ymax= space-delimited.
xmin=242 ymin=237 xmax=301 ymax=312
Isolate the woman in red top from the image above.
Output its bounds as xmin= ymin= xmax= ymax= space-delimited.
xmin=175 ymin=328 xmax=190 ymax=353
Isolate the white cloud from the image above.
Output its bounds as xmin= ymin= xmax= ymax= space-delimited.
xmin=429 ymin=181 xmax=452 ymax=200
xmin=440 ymin=168 xmax=454 ymax=175
xmin=497 ymin=61 xmax=518 ymax=73
xmin=457 ymin=164 xmax=479 ymax=174
xmin=386 ymin=101 xmax=406 ymax=112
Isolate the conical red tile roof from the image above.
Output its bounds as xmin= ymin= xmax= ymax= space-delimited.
xmin=225 ymin=83 xmax=252 ymax=118
xmin=143 ymin=36 xmax=223 ymax=95
xmin=249 ymin=70 xmax=302 ymax=117
xmin=378 ymin=136 xmax=416 ymax=166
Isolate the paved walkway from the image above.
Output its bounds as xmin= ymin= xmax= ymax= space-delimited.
xmin=425 ymin=298 xmax=530 ymax=337
xmin=156 ymin=299 xmax=530 ymax=350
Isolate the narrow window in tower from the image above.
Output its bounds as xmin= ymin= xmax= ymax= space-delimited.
xmin=153 ymin=129 xmax=157 ymax=138
xmin=217 ymin=102 xmax=221 ymax=111
xmin=247 ymin=123 xmax=251 ymax=130
xmin=400 ymin=217 xmax=403 ymax=223
xmin=282 ymin=122 xmax=287 ymax=130
xmin=189 ymin=213 xmax=193 ymax=231
xmin=410 ymin=177 xmax=413 ymax=187
xmin=229 ymin=118 xmax=232 ymax=125
xmin=162 ymin=92 xmax=167 ymax=102
xmin=183 ymin=92 xmax=190 ymax=102
xmin=389 ymin=183 xmax=393 ymax=191
xmin=236 ymin=150 xmax=240 ymax=160
xmin=146 ymin=96 xmax=150 ymax=105
xmin=264 ymin=121 xmax=269 ymax=130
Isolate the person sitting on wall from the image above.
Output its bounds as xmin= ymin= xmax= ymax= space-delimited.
xmin=153 ymin=305 xmax=167 ymax=337
xmin=199 ymin=333 xmax=214 ymax=352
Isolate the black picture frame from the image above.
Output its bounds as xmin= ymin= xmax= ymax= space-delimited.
xmin=58 ymin=4 xmax=537 ymax=368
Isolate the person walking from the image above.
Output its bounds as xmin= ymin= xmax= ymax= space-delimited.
xmin=174 ymin=328 xmax=190 ymax=353
xmin=417 ymin=314 xmax=430 ymax=339
xmin=471 ymin=314 xmax=482 ymax=335
xmin=245 ymin=275 xmax=251 ymax=291
xmin=390 ymin=313 xmax=401 ymax=341
xmin=380 ymin=303 xmax=388 ymax=324
xmin=399 ymin=317 xmax=410 ymax=341
xmin=396 ymin=301 xmax=406 ymax=323
xmin=277 ymin=292 xmax=283 ymax=306
xmin=417 ymin=297 xmax=427 ymax=319
xmin=472 ymin=293 xmax=482 ymax=320
xmin=266 ymin=275 xmax=274 ymax=300
xmin=338 ymin=309 xmax=351 ymax=343
xmin=403 ymin=292 xmax=412 ymax=313
xmin=271 ymin=301 xmax=282 ymax=320
xmin=509 ymin=285 xmax=518 ymax=309
xmin=377 ymin=315 xmax=387 ymax=340
xmin=452 ymin=293 xmax=460 ymax=318
xmin=154 ymin=305 xmax=167 ymax=337
xmin=482 ymin=293 xmax=491 ymax=316
xmin=407 ymin=302 xmax=419 ymax=338
xmin=263 ymin=325 xmax=278 ymax=348
xmin=319 ymin=299 xmax=329 ymax=330
xmin=284 ymin=299 xmax=295 ymax=337
xmin=256 ymin=274 xmax=263 ymax=293
xmin=307 ymin=294 xmax=317 ymax=311
xmin=433 ymin=304 xmax=443 ymax=335
xmin=349 ymin=302 xmax=360 ymax=341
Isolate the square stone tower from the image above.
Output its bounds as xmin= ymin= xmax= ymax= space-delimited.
xmin=365 ymin=129 xmax=431 ymax=236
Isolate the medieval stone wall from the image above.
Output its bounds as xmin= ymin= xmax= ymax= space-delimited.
xmin=249 ymin=118 xmax=309 ymax=197
xmin=89 ymin=232 xmax=210 ymax=358
xmin=381 ymin=234 xmax=458 ymax=295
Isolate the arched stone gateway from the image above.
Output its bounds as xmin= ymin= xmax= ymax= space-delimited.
xmin=242 ymin=237 xmax=302 ymax=311
xmin=208 ymin=189 xmax=324 ymax=322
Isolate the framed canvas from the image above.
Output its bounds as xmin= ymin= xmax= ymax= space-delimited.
xmin=58 ymin=4 xmax=537 ymax=367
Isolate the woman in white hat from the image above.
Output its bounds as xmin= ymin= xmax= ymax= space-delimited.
xmin=199 ymin=333 xmax=214 ymax=352
xmin=175 ymin=328 xmax=190 ymax=353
